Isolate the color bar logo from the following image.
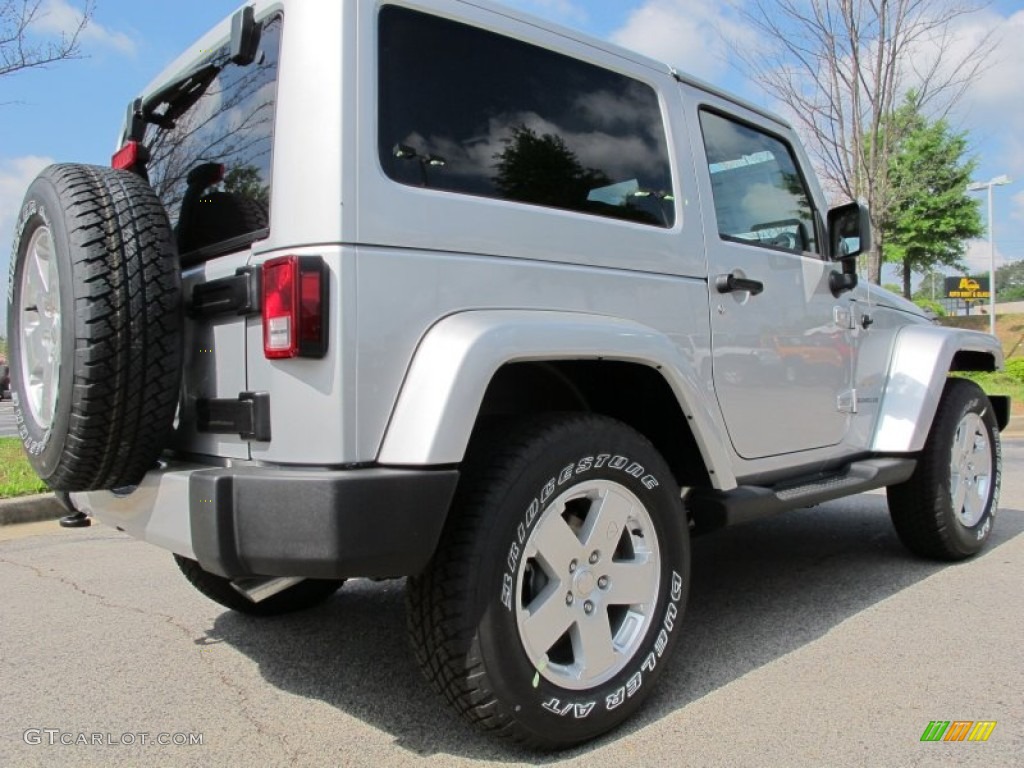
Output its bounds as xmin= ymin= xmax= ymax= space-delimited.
xmin=920 ymin=721 xmax=996 ymax=742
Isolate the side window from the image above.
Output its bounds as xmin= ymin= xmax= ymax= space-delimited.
xmin=698 ymin=110 xmax=818 ymax=255
xmin=144 ymin=15 xmax=283 ymax=261
xmin=378 ymin=6 xmax=675 ymax=228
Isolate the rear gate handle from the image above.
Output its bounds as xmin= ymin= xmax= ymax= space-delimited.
xmin=715 ymin=272 xmax=764 ymax=296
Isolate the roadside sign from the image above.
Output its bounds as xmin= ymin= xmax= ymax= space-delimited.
xmin=945 ymin=276 xmax=990 ymax=301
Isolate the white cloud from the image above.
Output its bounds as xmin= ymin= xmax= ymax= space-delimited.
xmin=32 ymin=0 xmax=137 ymax=56
xmin=906 ymin=9 xmax=1024 ymax=178
xmin=611 ymin=0 xmax=755 ymax=83
xmin=1013 ymin=190 xmax=1024 ymax=222
xmin=940 ymin=10 xmax=1024 ymax=121
xmin=962 ymin=239 xmax=1010 ymax=274
xmin=0 ymin=156 xmax=55 ymax=337
xmin=0 ymin=155 xmax=54 ymax=250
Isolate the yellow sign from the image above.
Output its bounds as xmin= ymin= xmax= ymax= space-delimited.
xmin=945 ymin=276 xmax=991 ymax=301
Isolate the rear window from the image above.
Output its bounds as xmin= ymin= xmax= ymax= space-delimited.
xmin=378 ymin=6 xmax=675 ymax=228
xmin=143 ymin=14 xmax=282 ymax=263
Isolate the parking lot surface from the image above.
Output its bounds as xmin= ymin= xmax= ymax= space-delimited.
xmin=0 ymin=442 xmax=1022 ymax=767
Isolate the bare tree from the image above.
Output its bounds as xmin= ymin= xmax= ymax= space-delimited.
xmin=1 ymin=0 xmax=94 ymax=78
xmin=736 ymin=0 xmax=994 ymax=283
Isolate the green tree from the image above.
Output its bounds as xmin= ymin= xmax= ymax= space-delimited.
xmin=913 ymin=271 xmax=946 ymax=302
xmin=913 ymin=298 xmax=946 ymax=317
xmin=493 ymin=125 xmax=610 ymax=210
xmin=881 ymin=97 xmax=983 ymax=298
xmin=995 ymin=260 xmax=1024 ymax=302
xmin=223 ymin=165 xmax=269 ymax=208
xmin=737 ymin=0 xmax=994 ymax=286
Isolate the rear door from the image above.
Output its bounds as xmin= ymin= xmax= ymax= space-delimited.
xmin=686 ymin=95 xmax=855 ymax=459
xmin=140 ymin=13 xmax=284 ymax=459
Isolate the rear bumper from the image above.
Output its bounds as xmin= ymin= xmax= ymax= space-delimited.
xmin=74 ymin=462 xmax=458 ymax=580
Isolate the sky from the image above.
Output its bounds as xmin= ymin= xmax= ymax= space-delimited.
xmin=2 ymin=0 xmax=1023 ymax=337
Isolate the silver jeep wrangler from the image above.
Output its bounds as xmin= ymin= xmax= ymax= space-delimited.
xmin=6 ymin=0 xmax=1008 ymax=749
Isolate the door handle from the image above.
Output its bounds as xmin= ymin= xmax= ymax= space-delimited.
xmin=715 ymin=272 xmax=764 ymax=296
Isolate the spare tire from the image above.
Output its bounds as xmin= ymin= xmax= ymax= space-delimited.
xmin=6 ymin=164 xmax=182 ymax=491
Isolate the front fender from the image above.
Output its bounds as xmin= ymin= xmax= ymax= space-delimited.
xmin=872 ymin=325 xmax=1004 ymax=453
xmin=377 ymin=310 xmax=737 ymax=489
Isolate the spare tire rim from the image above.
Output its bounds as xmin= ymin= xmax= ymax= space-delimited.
xmin=515 ymin=479 xmax=661 ymax=690
xmin=18 ymin=226 xmax=61 ymax=430
xmin=949 ymin=412 xmax=992 ymax=528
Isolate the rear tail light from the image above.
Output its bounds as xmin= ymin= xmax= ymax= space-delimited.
xmin=262 ymin=256 xmax=329 ymax=359
xmin=112 ymin=141 xmax=141 ymax=170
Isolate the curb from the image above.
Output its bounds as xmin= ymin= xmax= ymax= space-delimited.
xmin=0 ymin=494 xmax=67 ymax=526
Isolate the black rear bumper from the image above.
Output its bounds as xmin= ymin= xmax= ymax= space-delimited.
xmin=188 ymin=466 xmax=459 ymax=579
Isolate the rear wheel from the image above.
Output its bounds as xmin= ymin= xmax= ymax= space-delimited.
xmin=7 ymin=164 xmax=182 ymax=491
xmin=407 ymin=414 xmax=689 ymax=748
xmin=887 ymin=378 xmax=1001 ymax=560
xmin=174 ymin=556 xmax=345 ymax=616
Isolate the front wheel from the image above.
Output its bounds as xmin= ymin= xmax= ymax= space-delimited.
xmin=407 ymin=414 xmax=690 ymax=748
xmin=887 ymin=378 xmax=1001 ymax=560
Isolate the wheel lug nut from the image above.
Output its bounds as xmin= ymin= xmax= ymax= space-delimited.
xmin=569 ymin=559 xmax=578 ymax=573
xmin=584 ymin=601 xmax=594 ymax=615
xmin=598 ymin=576 xmax=609 ymax=590
xmin=566 ymin=592 xmax=574 ymax=606
xmin=589 ymin=551 xmax=600 ymax=564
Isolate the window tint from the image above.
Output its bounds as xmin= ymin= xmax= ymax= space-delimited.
xmin=698 ymin=110 xmax=818 ymax=254
xmin=144 ymin=15 xmax=282 ymax=260
xmin=378 ymin=6 xmax=675 ymax=227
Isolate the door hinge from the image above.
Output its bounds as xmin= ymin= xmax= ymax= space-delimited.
xmin=837 ymin=390 xmax=857 ymax=414
xmin=188 ymin=267 xmax=261 ymax=319
xmin=833 ymin=306 xmax=856 ymax=330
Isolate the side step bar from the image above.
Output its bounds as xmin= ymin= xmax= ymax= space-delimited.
xmin=687 ymin=457 xmax=917 ymax=534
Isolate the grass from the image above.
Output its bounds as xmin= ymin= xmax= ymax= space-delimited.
xmin=937 ymin=314 xmax=1024 ymax=415
xmin=0 ymin=438 xmax=49 ymax=499
xmin=953 ymin=370 xmax=1024 ymax=416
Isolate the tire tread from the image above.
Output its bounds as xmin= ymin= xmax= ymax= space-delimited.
xmin=407 ymin=414 xmax=633 ymax=749
xmin=16 ymin=164 xmax=183 ymax=491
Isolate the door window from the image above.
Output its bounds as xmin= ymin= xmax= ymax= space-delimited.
xmin=698 ymin=110 xmax=818 ymax=255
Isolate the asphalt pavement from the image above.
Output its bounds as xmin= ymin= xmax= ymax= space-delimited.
xmin=0 ymin=442 xmax=1022 ymax=767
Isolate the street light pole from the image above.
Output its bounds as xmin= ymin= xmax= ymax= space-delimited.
xmin=967 ymin=175 xmax=1012 ymax=337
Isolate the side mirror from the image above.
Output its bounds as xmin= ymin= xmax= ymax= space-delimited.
xmin=826 ymin=202 xmax=869 ymax=297
xmin=230 ymin=6 xmax=262 ymax=66
xmin=827 ymin=201 xmax=870 ymax=262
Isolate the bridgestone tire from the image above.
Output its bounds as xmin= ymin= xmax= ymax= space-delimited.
xmin=174 ymin=556 xmax=345 ymax=616
xmin=6 ymin=164 xmax=182 ymax=491
xmin=887 ymin=378 xmax=1001 ymax=561
xmin=407 ymin=414 xmax=690 ymax=749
